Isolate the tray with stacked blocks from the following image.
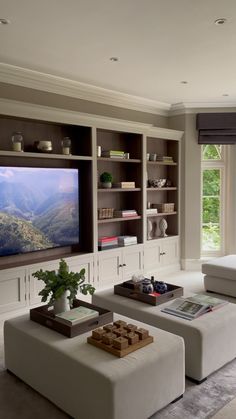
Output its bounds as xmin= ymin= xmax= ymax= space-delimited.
xmin=87 ymin=319 xmax=153 ymax=357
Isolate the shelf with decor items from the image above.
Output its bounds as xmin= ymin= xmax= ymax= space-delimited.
xmin=97 ymin=128 xmax=143 ymax=251
xmin=146 ymin=134 xmax=180 ymax=243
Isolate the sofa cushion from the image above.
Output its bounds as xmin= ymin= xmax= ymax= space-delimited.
xmin=202 ymin=255 xmax=236 ymax=281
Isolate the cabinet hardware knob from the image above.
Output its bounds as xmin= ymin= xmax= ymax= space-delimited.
xmin=118 ymin=264 xmax=123 ymax=268
xmin=123 ymin=263 xmax=126 ymax=266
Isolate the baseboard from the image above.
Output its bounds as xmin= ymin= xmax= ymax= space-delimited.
xmin=181 ymin=259 xmax=204 ymax=271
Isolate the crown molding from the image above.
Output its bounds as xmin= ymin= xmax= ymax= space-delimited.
xmin=0 ymin=98 xmax=184 ymax=141
xmin=170 ymin=102 xmax=236 ymax=116
xmin=0 ymin=63 xmax=170 ymax=116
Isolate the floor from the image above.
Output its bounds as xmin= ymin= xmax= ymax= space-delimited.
xmin=1 ymin=270 xmax=236 ymax=418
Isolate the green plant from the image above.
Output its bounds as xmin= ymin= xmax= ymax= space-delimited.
xmin=32 ymin=259 xmax=95 ymax=306
xmin=100 ymin=172 xmax=113 ymax=183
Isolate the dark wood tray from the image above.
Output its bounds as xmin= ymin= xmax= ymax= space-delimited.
xmin=114 ymin=280 xmax=183 ymax=306
xmin=30 ymin=299 xmax=113 ymax=338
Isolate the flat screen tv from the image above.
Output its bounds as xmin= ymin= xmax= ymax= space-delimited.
xmin=0 ymin=167 xmax=79 ymax=257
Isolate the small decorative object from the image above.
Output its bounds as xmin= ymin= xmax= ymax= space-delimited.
xmin=97 ymin=145 xmax=102 ymax=157
xmin=159 ymin=218 xmax=168 ymax=237
xmin=141 ymin=278 xmax=154 ymax=294
xmin=11 ymin=132 xmax=23 ymax=152
xmin=87 ymin=319 xmax=154 ymax=357
xmin=146 ymin=153 xmax=150 ymax=160
xmin=32 ymin=259 xmax=95 ymax=314
xmin=149 ymin=178 xmax=166 ymax=188
xmin=34 ymin=140 xmax=53 ymax=153
xmin=100 ymin=172 xmax=113 ymax=188
xmin=166 ymin=179 xmax=172 ymax=187
xmin=61 ymin=137 xmax=71 ymax=155
xmin=131 ymin=274 xmax=144 ymax=292
xmin=147 ymin=201 xmax=151 ymax=209
xmin=124 ymin=152 xmax=130 ymax=159
xmin=147 ymin=219 xmax=153 ymax=240
xmin=149 ymin=153 xmax=157 ymax=161
xmin=154 ymin=281 xmax=168 ymax=294
xmin=98 ymin=208 xmax=114 ymax=219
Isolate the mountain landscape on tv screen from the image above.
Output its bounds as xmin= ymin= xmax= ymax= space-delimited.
xmin=0 ymin=167 xmax=79 ymax=256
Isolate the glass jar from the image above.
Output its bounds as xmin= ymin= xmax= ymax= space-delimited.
xmin=12 ymin=132 xmax=23 ymax=152
xmin=61 ymin=137 xmax=71 ymax=155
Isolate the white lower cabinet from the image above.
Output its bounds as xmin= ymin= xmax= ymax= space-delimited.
xmin=97 ymin=245 xmax=144 ymax=287
xmin=0 ymin=254 xmax=95 ymax=314
xmin=144 ymin=237 xmax=179 ymax=274
xmin=0 ymin=268 xmax=27 ymax=314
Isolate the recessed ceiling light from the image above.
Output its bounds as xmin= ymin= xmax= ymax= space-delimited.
xmin=180 ymin=81 xmax=188 ymax=84
xmin=0 ymin=18 xmax=10 ymax=25
xmin=110 ymin=57 xmax=119 ymax=62
xmin=214 ymin=18 xmax=227 ymax=25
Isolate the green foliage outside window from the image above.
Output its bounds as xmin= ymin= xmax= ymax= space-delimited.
xmin=202 ymin=145 xmax=222 ymax=252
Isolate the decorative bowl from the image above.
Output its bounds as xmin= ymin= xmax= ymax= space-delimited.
xmin=148 ymin=178 xmax=166 ymax=188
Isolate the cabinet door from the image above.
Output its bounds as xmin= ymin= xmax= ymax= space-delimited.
xmin=97 ymin=249 xmax=123 ymax=287
xmin=122 ymin=245 xmax=144 ymax=281
xmin=66 ymin=255 xmax=94 ymax=284
xmin=161 ymin=237 xmax=179 ymax=266
xmin=144 ymin=241 xmax=162 ymax=273
xmin=0 ymin=268 xmax=27 ymax=314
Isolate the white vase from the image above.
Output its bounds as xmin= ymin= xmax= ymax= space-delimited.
xmin=159 ymin=218 xmax=168 ymax=237
xmin=53 ymin=290 xmax=71 ymax=314
xmin=147 ymin=219 xmax=153 ymax=240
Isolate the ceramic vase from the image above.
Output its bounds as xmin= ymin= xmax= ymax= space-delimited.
xmin=53 ymin=290 xmax=71 ymax=314
xmin=147 ymin=219 xmax=153 ymax=240
xmin=159 ymin=218 xmax=168 ymax=237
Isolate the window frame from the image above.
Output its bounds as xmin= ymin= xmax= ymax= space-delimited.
xmin=201 ymin=145 xmax=227 ymax=257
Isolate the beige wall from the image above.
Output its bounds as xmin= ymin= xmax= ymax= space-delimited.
xmin=0 ymin=82 xmax=168 ymax=127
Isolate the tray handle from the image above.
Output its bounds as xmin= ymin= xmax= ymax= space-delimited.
xmin=167 ymin=293 xmax=174 ymax=298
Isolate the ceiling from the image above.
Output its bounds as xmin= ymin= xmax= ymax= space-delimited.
xmin=0 ymin=0 xmax=236 ymax=110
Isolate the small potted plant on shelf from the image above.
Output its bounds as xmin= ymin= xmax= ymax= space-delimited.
xmin=32 ymin=259 xmax=95 ymax=314
xmin=100 ymin=172 xmax=113 ymax=188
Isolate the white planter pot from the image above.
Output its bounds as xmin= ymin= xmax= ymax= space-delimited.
xmin=102 ymin=182 xmax=112 ymax=188
xmin=53 ymin=290 xmax=71 ymax=314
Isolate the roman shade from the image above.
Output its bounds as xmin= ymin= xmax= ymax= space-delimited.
xmin=196 ymin=113 xmax=236 ymax=144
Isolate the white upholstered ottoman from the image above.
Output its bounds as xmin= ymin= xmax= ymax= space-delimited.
xmin=202 ymin=255 xmax=236 ymax=297
xmin=92 ymin=290 xmax=236 ymax=383
xmin=4 ymin=314 xmax=185 ymax=419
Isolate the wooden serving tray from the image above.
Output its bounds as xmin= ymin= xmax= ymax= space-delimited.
xmin=87 ymin=335 xmax=153 ymax=358
xmin=114 ymin=280 xmax=183 ymax=306
xmin=30 ymin=299 xmax=113 ymax=338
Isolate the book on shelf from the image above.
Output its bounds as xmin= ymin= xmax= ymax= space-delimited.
xmin=146 ymin=208 xmax=158 ymax=215
xmin=102 ymin=150 xmax=125 ymax=158
xmin=118 ymin=235 xmax=138 ymax=246
xmin=156 ymin=156 xmax=173 ymax=162
xmin=98 ymin=236 xmax=118 ymax=243
xmin=161 ymin=294 xmax=228 ymax=320
xmin=114 ymin=209 xmax=138 ymax=218
xmin=55 ymin=306 xmax=99 ymax=326
xmin=112 ymin=182 xmax=136 ymax=188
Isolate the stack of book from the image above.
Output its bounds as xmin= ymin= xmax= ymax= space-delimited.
xmin=55 ymin=306 xmax=99 ymax=326
xmin=114 ymin=209 xmax=138 ymax=218
xmin=118 ymin=236 xmax=138 ymax=246
xmin=156 ymin=156 xmax=173 ymax=163
xmin=112 ymin=181 xmax=135 ymax=188
xmin=146 ymin=208 xmax=158 ymax=215
xmin=102 ymin=150 xmax=125 ymax=159
xmin=98 ymin=236 xmax=118 ymax=250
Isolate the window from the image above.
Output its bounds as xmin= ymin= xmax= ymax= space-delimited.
xmin=201 ymin=145 xmax=227 ymax=256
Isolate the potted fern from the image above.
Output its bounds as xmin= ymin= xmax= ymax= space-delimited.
xmin=32 ymin=259 xmax=95 ymax=314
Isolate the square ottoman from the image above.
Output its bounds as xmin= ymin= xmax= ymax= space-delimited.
xmin=202 ymin=255 xmax=236 ymax=297
xmin=92 ymin=289 xmax=236 ymax=383
xmin=4 ymin=313 xmax=185 ymax=419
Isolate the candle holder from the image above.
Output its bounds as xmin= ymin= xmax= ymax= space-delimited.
xmin=61 ymin=137 xmax=71 ymax=155
xmin=12 ymin=132 xmax=24 ymax=152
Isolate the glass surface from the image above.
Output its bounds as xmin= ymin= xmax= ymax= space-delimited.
xmin=202 ymin=144 xmax=222 ymax=160
xmin=0 ymin=167 xmax=79 ymax=256
xmin=202 ymin=168 xmax=221 ymax=251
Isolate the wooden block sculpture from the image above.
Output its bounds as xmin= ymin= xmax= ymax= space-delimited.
xmin=88 ymin=320 xmax=153 ymax=357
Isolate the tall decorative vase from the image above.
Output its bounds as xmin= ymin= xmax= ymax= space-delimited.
xmin=53 ymin=290 xmax=71 ymax=314
xmin=147 ymin=219 xmax=153 ymax=240
xmin=159 ymin=218 xmax=168 ymax=237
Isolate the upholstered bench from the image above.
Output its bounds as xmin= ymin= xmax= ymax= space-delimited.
xmin=92 ymin=289 xmax=236 ymax=383
xmin=202 ymin=255 xmax=236 ymax=297
xmin=4 ymin=313 xmax=185 ymax=419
